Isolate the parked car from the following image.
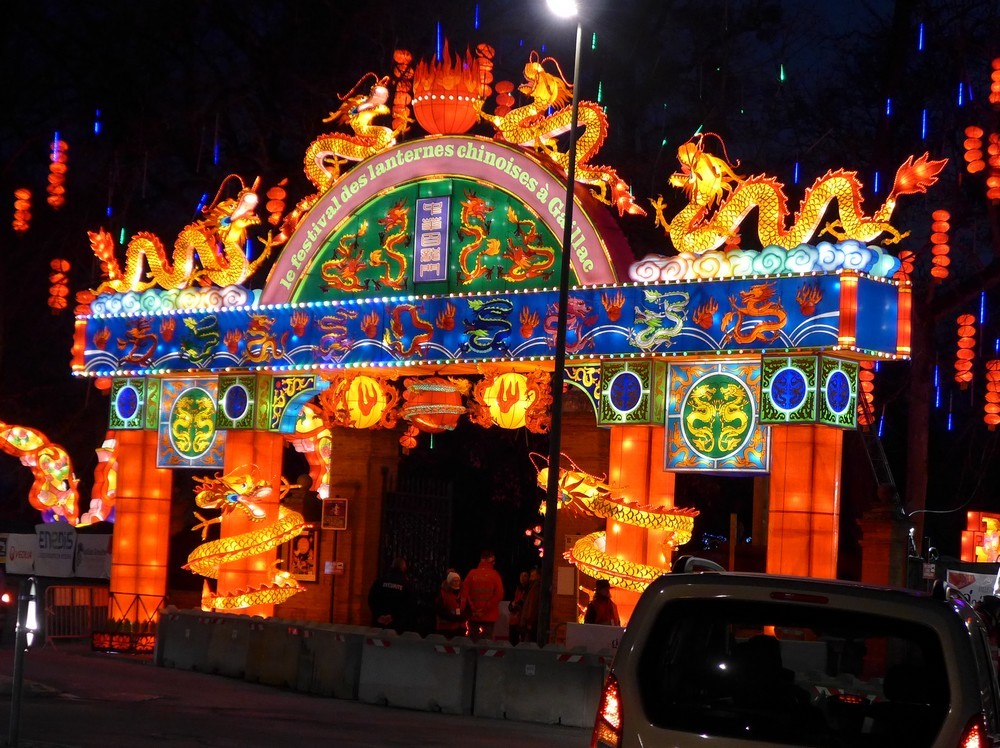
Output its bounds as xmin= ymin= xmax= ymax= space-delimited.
xmin=592 ymin=571 xmax=1000 ymax=747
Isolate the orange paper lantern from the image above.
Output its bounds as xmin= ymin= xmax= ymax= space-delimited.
xmin=12 ymin=188 xmax=31 ymax=233
xmin=47 ymin=137 xmax=68 ymax=209
xmin=991 ymin=58 xmax=1000 ymax=106
xmin=955 ymin=314 xmax=976 ymax=389
xmin=985 ymin=360 xmax=1000 ymax=431
xmin=400 ymin=376 xmax=469 ymax=434
xmin=48 ymin=258 xmax=71 ymax=313
xmin=929 ymin=209 xmax=950 ymax=282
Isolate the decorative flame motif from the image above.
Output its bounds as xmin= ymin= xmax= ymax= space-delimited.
xmin=692 ymin=297 xmax=719 ymax=329
xmin=795 ymin=282 xmax=823 ymax=316
xmin=519 ymin=307 xmax=540 ymax=337
xmin=531 ymin=453 xmax=698 ymax=593
xmin=435 ymin=302 xmax=456 ymax=331
xmin=601 ymin=291 xmax=625 ymax=323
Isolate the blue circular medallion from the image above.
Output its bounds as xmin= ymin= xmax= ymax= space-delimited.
xmin=770 ymin=367 xmax=807 ymax=411
xmin=826 ymin=370 xmax=851 ymax=415
xmin=115 ymin=385 xmax=139 ymax=420
xmin=223 ymin=384 xmax=250 ymax=421
xmin=608 ymin=371 xmax=643 ymax=414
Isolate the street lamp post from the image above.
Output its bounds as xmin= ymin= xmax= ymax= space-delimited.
xmin=538 ymin=0 xmax=582 ymax=645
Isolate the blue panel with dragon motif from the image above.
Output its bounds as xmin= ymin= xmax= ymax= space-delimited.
xmin=156 ymin=378 xmax=225 ymax=469
xmin=666 ymin=361 xmax=769 ymax=473
xmin=75 ymin=273 xmax=899 ymax=377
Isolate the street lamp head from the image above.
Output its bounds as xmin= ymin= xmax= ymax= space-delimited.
xmin=546 ymin=0 xmax=579 ymax=18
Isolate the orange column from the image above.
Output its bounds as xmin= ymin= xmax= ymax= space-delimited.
xmin=766 ymin=424 xmax=842 ymax=578
xmin=607 ymin=425 xmax=676 ymax=622
xmin=109 ymin=429 xmax=173 ymax=623
xmin=217 ymin=429 xmax=286 ymax=618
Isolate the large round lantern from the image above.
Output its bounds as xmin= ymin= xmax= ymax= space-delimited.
xmin=470 ymin=369 xmax=553 ymax=433
xmin=411 ymin=40 xmax=483 ymax=135
xmin=483 ymin=372 xmax=534 ymax=429
xmin=318 ymin=373 xmax=398 ymax=430
xmin=400 ymin=376 xmax=469 ymax=434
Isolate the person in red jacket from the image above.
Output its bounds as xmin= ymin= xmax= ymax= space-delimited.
xmin=462 ymin=549 xmax=504 ymax=641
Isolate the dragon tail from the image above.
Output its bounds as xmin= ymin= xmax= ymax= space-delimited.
xmin=889 ymin=153 xmax=948 ymax=199
xmin=88 ymin=228 xmax=121 ymax=280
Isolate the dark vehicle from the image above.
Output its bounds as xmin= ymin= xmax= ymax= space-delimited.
xmin=593 ymin=572 xmax=1000 ymax=747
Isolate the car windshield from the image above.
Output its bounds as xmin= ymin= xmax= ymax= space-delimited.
xmin=636 ymin=598 xmax=949 ymax=748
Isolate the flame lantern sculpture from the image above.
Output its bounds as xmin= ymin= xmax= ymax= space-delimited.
xmin=955 ymin=314 xmax=977 ymax=389
xmin=985 ymin=360 xmax=1000 ymax=431
xmin=0 ymin=421 xmax=79 ymax=523
xmin=412 ymin=40 xmax=484 ymax=135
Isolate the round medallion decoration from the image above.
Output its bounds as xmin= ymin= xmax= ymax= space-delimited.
xmin=223 ymin=384 xmax=250 ymax=421
xmin=169 ymin=387 xmax=217 ymax=458
xmin=825 ymin=369 xmax=851 ymax=415
xmin=769 ymin=367 xmax=807 ymax=411
xmin=114 ymin=384 xmax=139 ymax=421
xmin=680 ymin=373 xmax=755 ymax=459
xmin=608 ymin=371 xmax=643 ymax=415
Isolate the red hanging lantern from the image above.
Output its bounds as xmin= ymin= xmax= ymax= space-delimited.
xmin=985 ymin=360 xmax=1000 ymax=431
xmin=858 ymin=361 xmax=876 ymax=427
xmin=400 ymin=376 xmax=469 ymax=437
xmin=965 ymin=126 xmax=985 ymax=174
xmin=391 ymin=48 xmax=415 ymax=133
xmin=265 ymin=179 xmax=287 ymax=227
xmin=12 ymin=188 xmax=31 ymax=233
xmin=47 ymin=137 xmax=68 ymax=209
xmin=930 ymin=209 xmax=950 ymax=282
xmin=895 ymin=249 xmax=915 ymax=281
xmin=990 ymin=58 xmax=1000 ymax=107
xmin=475 ymin=44 xmax=495 ymax=100
xmin=988 ymin=133 xmax=1000 ymax=203
xmin=494 ymin=80 xmax=516 ymax=117
xmin=955 ymin=313 xmax=977 ymax=390
xmin=411 ymin=40 xmax=483 ymax=135
xmin=48 ymin=258 xmax=71 ymax=313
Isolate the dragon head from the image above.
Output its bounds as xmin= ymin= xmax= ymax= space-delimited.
xmin=520 ymin=51 xmax=572 ymax=110
xmin=669 ymin=135 xmax=743 ymax=209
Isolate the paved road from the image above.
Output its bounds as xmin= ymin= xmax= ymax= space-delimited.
xmin=0 ymin=645 xmax=591 ymax=747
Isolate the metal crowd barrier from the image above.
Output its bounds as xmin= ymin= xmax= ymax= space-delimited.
xmin=43 ymin=585 xmax=110 ymax=647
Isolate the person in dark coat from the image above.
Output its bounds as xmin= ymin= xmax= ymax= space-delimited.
xmin=519 ymin=567 xmax=542 ymax=643
xmin=584 ymin=579 xmax=621 ymax=626
xmin=434 ymin=570 xmax=467 ymax=638
xmin=367 ymin=557 xmax=416 ymax=633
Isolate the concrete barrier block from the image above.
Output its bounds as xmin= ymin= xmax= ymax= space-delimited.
xmin=359 ymin=632 xmax=476 ymax=714
xmin=154 ymin=610 xmax=215 ymax=672
xmin=244 ymin=618 xmax=304 ymax=688
xmin=473 ymin=642 xmax=606 ymax=727
xmin=296 ymin=623 xmax=366 ymax=699
xmin=205 ymin=613 xmax=253 ymax=679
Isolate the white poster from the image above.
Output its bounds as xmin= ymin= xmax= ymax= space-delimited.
xmin=74 ymin=534 xmax=112 ymax=579
xmin=34 ymin=524 xmax=76 ymax=578
xmin=947 ymin=568 xmax=999 ymax=603
xmin=6 ymin=533 xmax=37 ymax=574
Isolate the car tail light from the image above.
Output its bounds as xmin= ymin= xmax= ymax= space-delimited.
xmin=959 ymin=714 xmax=988 ymax=748
xmin=591 ymin=673 xmax=623 ymax=748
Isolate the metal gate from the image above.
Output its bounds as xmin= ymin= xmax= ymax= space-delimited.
xmin=379 ymin=477 xmax=453 ymax=634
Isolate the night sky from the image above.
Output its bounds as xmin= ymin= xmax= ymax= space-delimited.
xmin=1 ymin=1 xmax=998 ymax=559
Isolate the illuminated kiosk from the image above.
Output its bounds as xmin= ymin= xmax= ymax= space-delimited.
xmin=68 ymin=49 xmax=939 ymax=626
